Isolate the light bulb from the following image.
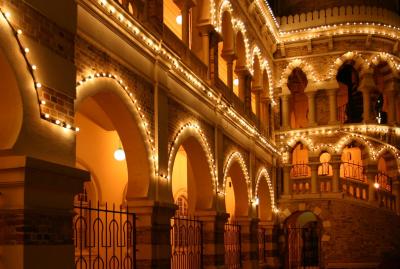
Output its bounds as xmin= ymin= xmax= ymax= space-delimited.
xmin=114 ymin=148 xmax=125 ymax=161
xmin=233 ymin=78 xmax=239 ymax=86
xmin=176 ymin=15 xmax=182 ymax=25
xmin=374 ymin=182 xmax=380 ymax=189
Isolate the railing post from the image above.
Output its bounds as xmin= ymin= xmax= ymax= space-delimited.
xmin=327 ymin=88 xmax=339 ymax=125
xmin=310 ymin=162 xmax=319 ymax=194
xmin=281 ymin=94 xmax=290 ymax=130
xmin=306 ymin=91 xmax=317 ymax=127
xmin=331 ymin=155 xmax=341 ymax=193
xmin=365 ymin=164 xmax=378 ymax=203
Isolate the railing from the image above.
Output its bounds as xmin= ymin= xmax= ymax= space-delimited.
xmin=74 ymin=201 xmax=136 ymax=269
xmin=290 ymin=163 xmax=311 ymax=178
xmin=341 ymin=178 xmax=368 ymax=200
xmin=224 ymin=222 xmax=241 ymax=269
xmin=319 ymin=177 xmax=332 ymax=192
xmin=171 ymin=216 xmax=203 ymax=269
xmin=377 ymin=191 xmax=397 ymax=211
xmin=340 ymin=161 xmax=366 ymax=182
xmin=277 ymin=5 xmax=400 ymax=32
xmin=375 ymin=171 xmax=392 ymax=192
xmin=258 ymin=228 xmax=267 ymax=264
xmin=337 ymin=104 xmax=347 ymax=124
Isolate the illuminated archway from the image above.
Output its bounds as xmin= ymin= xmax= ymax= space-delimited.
xmin=76 ymin=78 xmax=153 ymax=202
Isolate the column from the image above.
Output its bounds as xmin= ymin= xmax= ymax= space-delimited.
xmin=283 ymin=165 xmax=291 ymax=196
xmin=306 ymin=91 xmax=317 ymax=127
xmin=331 ymin=160 xmax=341 ymax=193
xmin=261 ymin=97 xmax=270 ymax=135
xmin=281 ymin=95 xmax=290 ymax=130
xmin=129 ymin=203 xmax=176 ymax=268
xmin=386 ymin=89 xmax=397 ymax=125
xmin=181 ymin=3 xmax=190 ymax=46
xmin=362 ymin=87 xmax=372 ymax=123
xmin=310 ymin=162 xmax=318 ymax=194
xmin=263 ymin=223 xmax=280 ymax=268
xmin=222 ymin=52 xmax=236 ymax=91
xmin=365 ymin=164 xmax=378 ymax=203
xmin=197 ymin=211 xmax=228 ymax=268
xmin=252 ymin=87 xmax=262 ymax=118
xmin=234 ymin=217 xmax=259 ymax=269
xmin=237 ymin=69 xmax=246 ymax=102
xmin=392 ymin=181 xmax=400 ymax=214
xmin=0 ymin=156 xmax=89 ymax=269
xmin=327 ymin=88 xmax=339 ymax=125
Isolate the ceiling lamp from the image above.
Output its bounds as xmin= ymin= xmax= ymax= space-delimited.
xmin=176 ymin=15 xmax=182 ymax=25
xmin=114 ymin=147 xmax=126 ymax=161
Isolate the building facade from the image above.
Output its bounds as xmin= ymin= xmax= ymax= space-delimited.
xmin=0 ymin=0 xmax=399 ymax=268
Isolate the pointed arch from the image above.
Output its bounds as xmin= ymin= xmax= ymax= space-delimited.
xmin=76 ymin=77 xmax=154 ymax=200
xmin=255 ymin=168 xmax=276 ymax=210
xmin=222 ymin=151 xmax=251 ymax=200
xmin=367 ymin=52 xmax=399 ymax=77
xmin=280 ymin=59 xmax=316 ymax=94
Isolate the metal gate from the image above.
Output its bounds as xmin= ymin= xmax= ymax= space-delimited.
xmin=224 ymin=222 xmax=241 ymax=268
xmin=74 ymin=201 xmax=136 ymax=269
xmin=170 ymin=216 xmax=203 ymax=269
xmin=286 ymin=222 xmax=320 ymax=269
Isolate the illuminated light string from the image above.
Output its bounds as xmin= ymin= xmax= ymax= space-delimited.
xmin=96 ymin=0 xmax=280 ymax=155
xmin=254 ymin=168 xmax=277 ymax=213
xmin=167 ymin=123 xmax=218 ymax=190
xmin=76 ymin=73 xmax=158 ymax=176
xmin=221 ymin=151 xmax=252 ymax=203
xmin=281 ymin=132 xmax=400 ymax=173
xmin=279 ymin=58 xmax=319 ymax=89
xmin=0 ymin=9 xmax=78 ymax=131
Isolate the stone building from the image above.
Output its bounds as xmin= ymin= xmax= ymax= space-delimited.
xmin=0 ymin=0 xmax=399 ymax=268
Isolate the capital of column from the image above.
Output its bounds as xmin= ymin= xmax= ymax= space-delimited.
xmin=235 ymin=66 xmax=251 ymax=77
xmin=221 ymin=50 xmax=236 ymax=63
xmin=251 ymin=86 xmax=263 ymax=93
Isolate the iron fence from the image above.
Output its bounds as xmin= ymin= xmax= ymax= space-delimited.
xmin=224 ymin=222 xmax=241 ymax=268
xmin=171 ymin=216 xmax=203 ymax=269
xmin=74 ymin=201 xmax=136 ymax=269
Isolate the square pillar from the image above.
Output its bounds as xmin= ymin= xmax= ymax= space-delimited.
xmin=0 ymin=156 xmax=89 ymax=269
xmin=234 ymin=217 xmax=259 ymax=269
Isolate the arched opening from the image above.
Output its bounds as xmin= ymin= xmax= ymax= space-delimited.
xmin=318 ymin=152 xmax=332 ymax=192
xmin=75 ymin=80 xmax=152 ymax=204
xmin=336 ymin=63 xmax=363 ymax=123
xmin=0 ymin=46 xmax=23 ymax=150
xmin=375 ymin=152 xmax=397 ymax=209
xmin=287 ymin=68 xmax=308 ymax=129
xmin=225 ymin=161 xmax=249 ymax=219
xmin=290 ymin=143 xmax=311 ymax=194
xmin=372 ymin=62 xmax=392 ymax=124
xmin=340 ymin=141 xmax=368 ymax=199
xmin=170 ymin=136 xmax=214 ymax=214
xmin=257 ymin=176 xmax=272 ymax=222
xmin=164 ymin=0 xmax=182 ymax=38
xmin=285 ymin=211 xmax=321 ymax=268
xmin=261 ymin=69 xmax=271 ymax=136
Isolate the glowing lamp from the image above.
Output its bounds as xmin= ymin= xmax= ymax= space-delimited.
xmin=374 ymin=182 xmax=380 ymax=189
xmin=114 ymin=147 xmax=125 ymax=161
xmin=233 ymin=78 xmax=239 ymax=86
xmin=176 ymin=15 xmax=182 ymax=25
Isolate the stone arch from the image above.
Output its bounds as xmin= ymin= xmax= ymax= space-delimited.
xmin=76 ymin=158 xmax=102 ymax=204
xmin=367 ymin=53 xmax=399 ymax=78
xmin=335 ymin=135 xmax=372 ymax=159
xmin=330 ymin=51 xmax=368 ymax=79
xmin=221 ymin=10 xmax=235 ymax=53
xmin=375 ymin=146 xmax=400 ymax=175
xmin=280 ymin=59 xmax=315 ymax=95
xmin=168 ymin=123 xmax=216 ymax=211
xmin=223 ymin=151 xmax=251 ymax=218
xmin=76 ymin=77 xmax=153 ymax=200
xmin=217 ymin=0 xmax=233 ymax=32
xmin=235 ymin=30 xmax=247 ymax=69
xmin=255 ymin=168 xmax=275 ymax=221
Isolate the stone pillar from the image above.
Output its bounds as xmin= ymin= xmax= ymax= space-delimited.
xmin=365 ymin=164 xmax=378 ymax=203
xmin=281 ymin=95 xmax=290 ymax=130
xmin=261 ymin=97 xmax=270 ymax=135
xmin=306 ymin=91 xmax=317 ymax=127
xmin=252 ymin=87 xmax=262 ymax=118
xmin=327 ymin=88 xmax=339 ymax=125
xmin=261 ymin=223 xmax=280 ymax=268
xmin=386 ymin=89 xmax=397 ymax=125
xmin=331 ymin=159 xmax=341 ymax=193
xmin=181 ymin=4 xmax=190 ymax=46
xmin=359 ymin=71 xmax=375 ymax=123
xmin=0 ymin=155 xmax=89 ymax=269
xmin=235 ymin=217 xmax=258 ymax=269
xmin=283 ymin=165 xmax=291 ymax=196
xmin=197 ymin=211 xmax=228 ymax=268
xmin=310 ymin=162 xmax=319 ymax=194
xmin=128 ymin=202 xmax=176 ymax=268
xmin=221 ymin=52 xmax=236 ymax=91
xmin=197 ymin=24 xmax=214 ymax=74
